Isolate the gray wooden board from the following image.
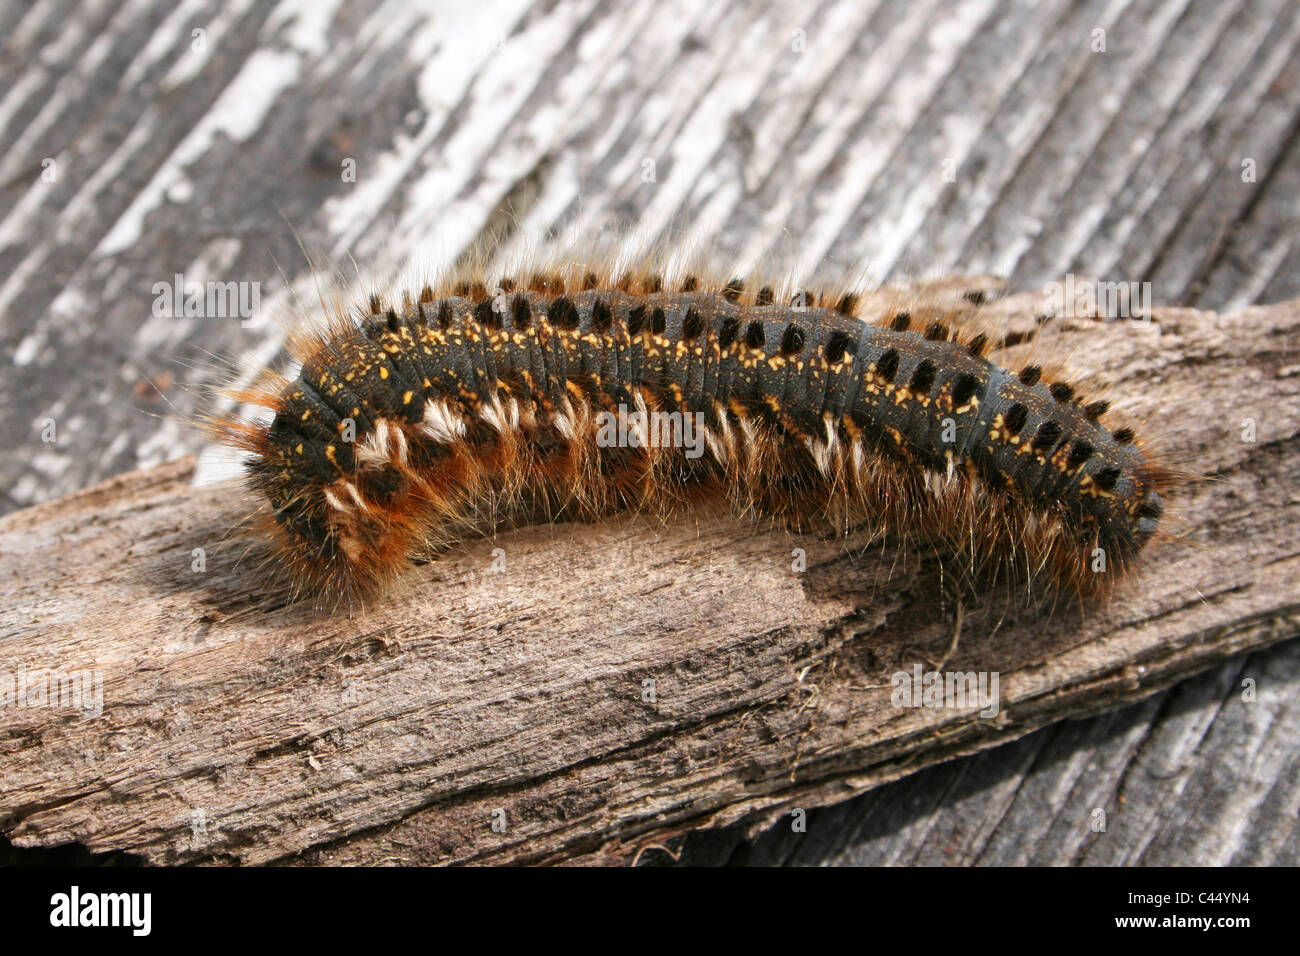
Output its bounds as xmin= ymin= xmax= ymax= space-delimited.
xmin=0 ymin=0 xmax=1295 ymax=864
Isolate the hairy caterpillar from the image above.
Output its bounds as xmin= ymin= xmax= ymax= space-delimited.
xmin=211 ymin=257 xmax=1176 ymax=609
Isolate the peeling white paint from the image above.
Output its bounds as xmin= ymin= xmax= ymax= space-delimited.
xmin=98 ymin=47 xmax=302 ymax=257
xmin=263 ymin=0 xmax=345 ymax=58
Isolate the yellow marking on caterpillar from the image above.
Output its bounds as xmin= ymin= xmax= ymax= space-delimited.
xmin=1076 ymin=474 xmax=1116 ymax=499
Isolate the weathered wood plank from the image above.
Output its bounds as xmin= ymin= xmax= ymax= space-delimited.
xmin=2 ymin=0 xmax=1298 ymax=865
xmin=0 ymin=293 xmax=1295 ymax=865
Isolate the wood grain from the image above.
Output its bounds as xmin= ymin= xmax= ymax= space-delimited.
xmin=1 ymin=291 xmax=1295 ymax=865
xmin=2 ymin=0 xmax=1298 ymax=865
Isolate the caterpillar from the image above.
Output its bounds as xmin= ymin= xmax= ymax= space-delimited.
xmin=211 ymin=258 xmax=1176 ymax=610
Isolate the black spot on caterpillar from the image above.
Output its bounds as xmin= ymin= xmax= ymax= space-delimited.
xmin=212 ymin=263 xmax=1177 ymax=609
